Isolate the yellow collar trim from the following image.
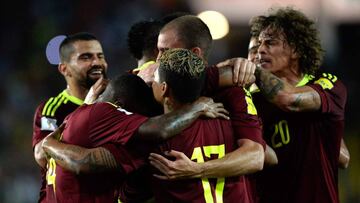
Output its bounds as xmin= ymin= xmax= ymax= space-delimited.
xmin=62 ymin=90 xmax=84 ymax=105
xmin=296 ymin=74 xmax=314 ymax=87
xmin=132 ymin=61 xmax=156 ymax=72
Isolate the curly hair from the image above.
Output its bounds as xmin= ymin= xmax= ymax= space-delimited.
xmin=127 ymin=20 xmax=162 ymax=60
xmin=158 ymin=48 xmax=206 ymax=103
xmin=250 ymin=7 xmax=324 ymax=75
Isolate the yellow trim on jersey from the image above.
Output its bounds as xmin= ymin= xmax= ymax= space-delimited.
xmin=41 ymin=90 xmax=83 ymax=116
xmin=244 ymin=88 xmax=258 ymax=115
xmin=296 ymin=74 xmax=314 ymax=87
xmin=314 ymin=78 xmax=334 ymax=90
xmin=132 ymin=61 xmax=156 ymax=72
xmin=62 ymin=90 xmax=84 ymax=105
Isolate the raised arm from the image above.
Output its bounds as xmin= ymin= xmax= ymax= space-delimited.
xmin=217 ymin=57 xmax=321 ymax=112
xmin=254 ymin=65 xmax=321 ymax=112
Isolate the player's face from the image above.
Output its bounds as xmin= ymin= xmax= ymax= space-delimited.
xmin=151 ymin=67 xmax=164 ymax=104
xmin=247 ymin=37 xmax=260 ymax=63
xmin=67 ymin=40 xmax=108 ymax=88
xmin=157 ymin=29 xmax=186 ymax=60
xmin=257 ymin=28 xmax=298 ymax=74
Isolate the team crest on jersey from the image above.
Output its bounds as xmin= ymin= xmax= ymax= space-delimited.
xmin=314 ymin=73 xmax=336 ymax=90
xmin=41 ymin=117 xmax=58 ymax=131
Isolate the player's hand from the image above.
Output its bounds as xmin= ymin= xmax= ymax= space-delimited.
xmin=137 ymin=63 xmax=158 ymax=85
xmin=149 ymin=150 xmax=202 ymax=180
xmin=84 ymin=75 xmax=110 ymax=104
xmin=49 ymin=123 xmax=66 ymax=140
xmin=194 ymin=97 xmax=229 ymax=120
xmin=216 ymin=57 xmax=256 ymax=86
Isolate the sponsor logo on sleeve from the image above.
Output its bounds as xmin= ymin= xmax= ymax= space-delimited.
xmin=41 ymin=117 xmax=58 ymax=131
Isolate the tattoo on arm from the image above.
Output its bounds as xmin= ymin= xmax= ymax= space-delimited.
xmin=47 ymin=144 xmax=118 ymax=174
xmin=255 ymin=67 xmax=285 ymax=101
xmin=137 ymin=105 xmax=201 ymax=141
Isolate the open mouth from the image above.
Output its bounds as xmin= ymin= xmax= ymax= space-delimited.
xmin=88 ymin=69 xmax=103 ymax=76
xmin=259 ymin=59 xmax=271 ymax=67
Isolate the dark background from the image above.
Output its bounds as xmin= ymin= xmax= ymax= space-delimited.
xmin=0 ymin=0 xmax=358 ymax=202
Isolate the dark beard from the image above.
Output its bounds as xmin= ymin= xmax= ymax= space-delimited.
xmin=85 ymin=77 xmax=98 ymax=89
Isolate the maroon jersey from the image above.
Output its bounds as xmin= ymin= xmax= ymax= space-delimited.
xmin=205 ymin=66 xmax=265 ymax=148
xmin=253 ymin=73 xmax=346 ymax=203
xmin=32 ymin=90 xmax=83 ymax=203
xmin=152 ymin=119 xmax=250 ymax=203
xmin=54 ymin=102 xmax=148 ymax=203
xmin=206 ymin=66 xmax=265 ymax=203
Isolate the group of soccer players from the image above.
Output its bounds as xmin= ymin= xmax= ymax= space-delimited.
xmin=33 ymin=6 xmax=349 ymax=203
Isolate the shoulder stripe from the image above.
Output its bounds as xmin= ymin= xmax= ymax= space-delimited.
xmin=42 ymin=97 xmax=54 ymax=115
xmin=44 ymin=92 xmax=64 ymax=116
xmin=50 ymin=94 xmax=66 ymax=116
xmin=321 ymin=72 xmax=338 ymax=83
xmin=331 ymin=75 xmax=337 ymax=83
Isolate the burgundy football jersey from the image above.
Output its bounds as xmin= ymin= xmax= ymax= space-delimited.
xmin=32 ymin=90 xmax=83 ymax=203
xmin=152 ymin=118 xmax=251 ymax=203
xmin=254 ymin=73 xmax=346 ymax=203
xmin=54 ymin=102 xmax=148 ymax=202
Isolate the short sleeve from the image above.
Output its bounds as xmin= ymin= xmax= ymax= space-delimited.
xmin=88 ymin=103 xmax=149 ymax=146
xmin=32 ymin=102 xmax=53 ymax=148
xmin=308 ymin=74 xmax=347 ymax=120
xmin=214 ymin=87 xmax=266 ymax=149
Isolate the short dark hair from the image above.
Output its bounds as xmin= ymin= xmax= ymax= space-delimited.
xmin=59 ymin=32 xmax=98 ymax=62
xmin=111 ymin=73 xmax=162 ymax=116
xmin=250 ymin=7 xmax=324 ymax=75
xmin=162 ymin=15 xmax=212 ymax=60
xmin=127 ymin=20 xmax=162 ymax=60
xmin=158 ymin=48 xmax=206 ymax=103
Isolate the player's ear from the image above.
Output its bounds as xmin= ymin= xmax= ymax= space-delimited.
xmin=191 ymin=47 xmax=203 ymax=59
xmin=160 ymin=81 xmax=169 ymax=97
xmin=290 ymin=46 xmax=299 ymax=60
xmin=58 ymin=63 xmax=71 ymax=77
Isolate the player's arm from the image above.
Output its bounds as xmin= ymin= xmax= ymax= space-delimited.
xmin=217 ymin=58 xmax=256 ymax=87
xmin=33 ymin=104 xmax=52 ymax=169
xmin=42 ymin=97 xmax=229 ymax=175
xmin=339 ymin=138 xmax=350 ymax=169
xmin=42 ymin=125 xmax=119 ymax=175
xmin=135 ymin=97 xmax=229 ymax=142
xmin=254 ymin=66 xmax=321 ymax=112
xmin=217 ymin=58 xmax=321 ymax=112
xmin=34 ymin=141 xmax=47 ymax=169
xmin=264 ymin=144 xmax=278 ymax=166
xmin=149 ymin=139 xmax=264 ymax=180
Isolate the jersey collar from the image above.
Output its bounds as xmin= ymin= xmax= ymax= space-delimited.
xmin=296 ymin=74 xmax=314 ymax=87
xmin=62 ymin=90 xmax=84 ymax=105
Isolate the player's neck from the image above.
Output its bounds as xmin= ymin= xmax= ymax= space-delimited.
xmin=274 ymin=63 xmax=303 ymax=86
xmin=66 ymin=84 xmax=88 ymax=100
xmin=163 ymin=97 xmax=183 ymax=114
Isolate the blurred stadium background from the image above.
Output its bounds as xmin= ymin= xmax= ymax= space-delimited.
xmin=0 ymin=0 xmax=359 ymax=202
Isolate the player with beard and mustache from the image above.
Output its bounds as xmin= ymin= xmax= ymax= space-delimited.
xmin=32 ymin=32 xmax=109 ymax=203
